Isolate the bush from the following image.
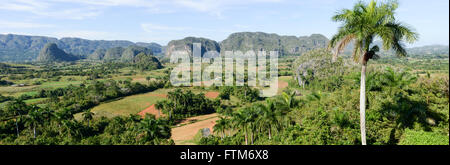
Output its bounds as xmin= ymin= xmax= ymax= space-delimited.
xmin=219 ymin=86 xmax=233 ymax=100
xmin=399 ymin=129 xmax=449 ymax=145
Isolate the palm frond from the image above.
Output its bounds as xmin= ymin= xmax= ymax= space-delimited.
xmin=352 ymin=40 xmax=363 ymax=62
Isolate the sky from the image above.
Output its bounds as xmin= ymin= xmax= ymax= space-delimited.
xmin=0 ymin=0 xmax=448 ymax=47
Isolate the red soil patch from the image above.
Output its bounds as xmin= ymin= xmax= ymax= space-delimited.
xmin=138 ymin=104 xmax=163 ymax=118
xmin=147 ymin=93 xmax=167 ymax=98
xmin=137 ymin=93 xmax=167 ymax=118
xmin=278 ymin=80 xmax=289 ymax=90
xmin=204 ymin=92 xmax=219 ymax=99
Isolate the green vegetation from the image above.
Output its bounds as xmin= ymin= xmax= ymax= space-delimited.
xmin=328 ymin=0 xmax=418 ymax=145
xmin=155 ymin=89 xmax=220 ymax=122
xmin=218 ymin=86 xmax=261 ymax=103
xmin=200 ymin=63 xmax=448 ymax=145
xmin=84 ymin=89 xmax=168 ymax=119
xmin=0 ymin=99 xmax=173 ymax=145
xmin=0 ymin=0 xmax=448 ymax=146
xmin=399 ymin=129 xmax=449 ymax=145
xmin=0 ymin=77 xmax=172 ymax=144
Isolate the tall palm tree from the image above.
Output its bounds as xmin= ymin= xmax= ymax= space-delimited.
xmin=258 ymin=100 xmax=278 ymax=140
xmin=82 ymin=110 xmax=94 ymax=127
xmin=214 ymin=117 xmax=227 ymax=139
xmin=231 ymin=111 xmax=248 ymax=145
xmin=52 ymin=108 xmax=73 ymax=134
xmin=243 ymin=107 xmax=259 ymax=145
xmin=167 ymin=89 xmax=183 ymax=120
xmin=138 ymin=114 xmax=171 ymax=144
xmin=154 ymin=101 xmax=165 ymax=118
xmin=5 ymin=99 xmax=27 ymax=137
xmin=274 ymin=92 xmax=297 ymax=129
xmin=26 ymin=106 xmax=42 ymax=139
xmin=329 ymin=0 xmax=418 ymax=145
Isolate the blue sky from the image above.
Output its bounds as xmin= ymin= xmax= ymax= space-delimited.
xmin=0 ymin=0 xmax=448 ymax=47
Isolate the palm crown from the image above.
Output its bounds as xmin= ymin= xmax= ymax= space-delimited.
xmin=329 ymin=0 xmax=418 ymax=64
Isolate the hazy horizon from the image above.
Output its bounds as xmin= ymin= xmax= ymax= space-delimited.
xmin=1 ymin=0 xmax=448 ymax=47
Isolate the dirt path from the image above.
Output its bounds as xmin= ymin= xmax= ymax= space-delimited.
xmin=175 ymin=113 xmax=218 ymax=126
xmin=171 ymin=113 xmax=219 ymax=145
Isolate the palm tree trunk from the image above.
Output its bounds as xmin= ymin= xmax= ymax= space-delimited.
xmin=251 ymin=131 xmax=254 ymax=145
xmin=33 ymin=124 xmax=36 ymax=139
xmin=15 ymin=119 xmax=19 ymax=137
xmin=245 ymin=129 xmax=248 ymax=145
xmin=58 ymin=123 xmax=62 ymax=135
xmin=268 ymin=128 xmax=271 ymax=140
xmin=360 ymin=63 xmax=367 ymax=145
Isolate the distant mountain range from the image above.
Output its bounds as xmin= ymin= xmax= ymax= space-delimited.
xmin=220 ymin=32 xmax=328 ymax=55
xmin=37 ymin=43 xmax=78 ymax=62
xmin=342 ymin=41 xmax=449 ymax=58
xmin=165 ymin=32 xmax=329 ymax=57
xmin=407 ymin=45 xmax=449 ymax=55
xmin=0 ymin=34 xmax=162 ymax=62
xmin=165 ymin=37 xmax=220 ymax=58
xmin=0 ymin=33 xmax=448 ymax=62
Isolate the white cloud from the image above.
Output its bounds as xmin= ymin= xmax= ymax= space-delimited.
xmin=52 ymin=30 xmax=118 ymax=40
xmin=0 ymin=0 xmax=50 ymax=11
xmin=0 ymin=21 xmax=55 ymax=29
xmin=0 ymin=0 xmax=101 ymax=20
xmin=171 ymin=0 xmax=283 ymax=17
xmin=40 ymin=7 xmax=101 ymax=20
xmin=0 ymin=0 xmax=284 ymax=20
xmin=141 ymin=23 xmax=187 ymax=33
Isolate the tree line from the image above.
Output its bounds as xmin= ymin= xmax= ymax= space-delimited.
xmin=199 ymin=66 xmax=449 ymax=145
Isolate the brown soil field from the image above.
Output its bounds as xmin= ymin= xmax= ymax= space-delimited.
xmin=204 ymin=91 xmax=219 ymax=99
xmin=171 ymin=113 xmax=218 ymax=144
xmin=278 ymin=80 xmax=289 ymax=91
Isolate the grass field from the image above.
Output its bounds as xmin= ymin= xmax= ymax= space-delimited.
xmin=24 ymin=98 xmax=47 ymax=104
xmin=74 ymin=87 xmax=220 ymax=120
xmin=0 ymin=86 xmax=39 ymax=96
xmin=74 ymin=88 xmax=170 ymax=120
xmin=278 ymin=76 xmax=292 ymax=94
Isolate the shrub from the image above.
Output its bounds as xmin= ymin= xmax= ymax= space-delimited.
xmin=399 ymin=129 xmax=449 ymax=145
